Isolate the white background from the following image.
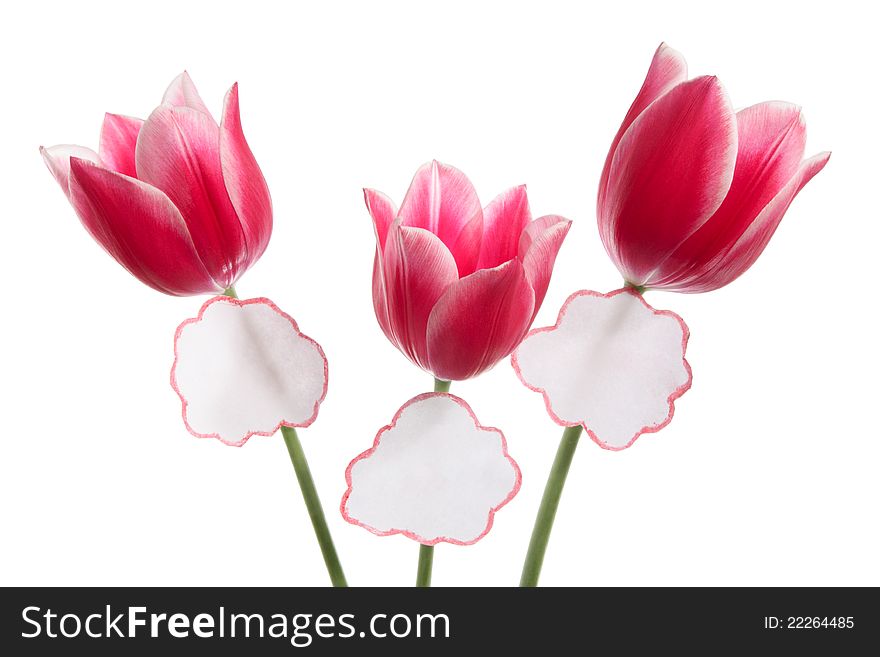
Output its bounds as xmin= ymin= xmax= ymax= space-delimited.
xmin=1 ymin=0 xmax=876 ymax=587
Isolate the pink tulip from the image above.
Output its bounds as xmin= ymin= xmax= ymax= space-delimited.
xmin=598 ymin=44 xmax=829 ymax=293
xmin=41 ymin=72 xmax=272 ymax=296
xmin=366 ymin=161 xmax=571 ymax=381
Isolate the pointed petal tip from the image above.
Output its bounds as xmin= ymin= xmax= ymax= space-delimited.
xmin=656 ymin=41 xmax=683 ymax=58
xmin=67 ymin=154 xmax=96 ymax=176
xmin=650 ymin=42 xmax=688 ymax=81
xmin=797 ymin=151 xmax=831 ymax=183
xmin=39 ymin=145 xmax=54 ymax=173
xmin=162 ymin=71 xmax=213 ymax=116
xmin=737 ymin=100 xmax=803 ymax=121
xmin=534 ymin=214 xmax=573 ymax=235
xmin=363 ymin=188 xmax=399 ymax=251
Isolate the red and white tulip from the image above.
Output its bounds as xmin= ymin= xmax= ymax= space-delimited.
xmin=366 ymin=161 xmax=571 ymax=381
xmin=41 ymin=72 xmax=272 ymax=296
xmin=598 ymin=44 xmax=829 ymax=293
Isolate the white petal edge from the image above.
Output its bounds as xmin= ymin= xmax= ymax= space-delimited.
xmin=512 ymin=288 xmax=692 ymax=450
xmin=40 ymin=144 xmax=101 ymax=193
xmin=171 ymin=296 xmax=328 ymax=446
xmin=341 ymin=393 xmax=521 ymax=545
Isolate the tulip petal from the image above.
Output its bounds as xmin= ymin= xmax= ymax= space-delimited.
xmin=67 ymin=158 xmax=219 ymax=295
xmin=382 ymin=220 xmax=459 ymax=368
xmin=649 ymin=102 xmax=807 ymax=288
xmin=40 ymin=144 xmax=100 ymax=194
xmin=372 ymin=249 xmax=394 ymax=343
xmin=365 ymin=189 xmax=398 ymax=341
xmin=398 ymin=160 xmax=483 ymax=276
xmin=220 ymin=83 xmax=272 ymax=269
xmin=477 ymin=185 xmax=532 ymax=270
xmin=426 ymin=259 xmax=535 ymax=381
xmin=518 ymin=215 xmax=572 ymax=316
xmin=136 ymin=105 xmax=247 ymax=288
xmin=364 ymin=188 xmax=398 ymax=253
xmin=598 ymin=43 xmax=688 ymax=205
xmin=449 ymin=210 xmax=483 ymax=278
xmin=162 ymin=71 xmax=213 ymax=117
xmin=599 ymin=75 xmax=737 ymax=284
xmin=98 ymin=113 xmax=143 ymax=177
xmin=673 ymin=152 xmax=830 ymax=293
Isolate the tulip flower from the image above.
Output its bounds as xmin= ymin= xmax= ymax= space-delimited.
xmin=41 ymin=72 xmax=272 ymax=296
xmin=598 ymin=44 xmax=829 ymax=293
xmin=365 ymin=161 xmax=571 ymax=381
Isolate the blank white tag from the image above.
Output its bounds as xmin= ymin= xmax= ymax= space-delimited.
xmin=513 ymin=288 xmax=691 ymax=449
xmin=342 ymin=393 xmax=520 ymax=545
xmin=172 ymin=296 xmax=328 ymax=446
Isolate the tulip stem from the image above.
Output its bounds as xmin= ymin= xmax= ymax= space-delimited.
xmin=416 ymin=544 xmax=434 ymax=587
xmin=624 ymin=281 xmax=646 ymax=295
xmin=414 ymin=378 xmax=451 ymax=587
xmin=223 ymin=283 xmax=345 ymax=585
xmin=520 ymin=424 xmax=583 ymax=587
xmin=281 ymin=425 xmax=348 ymax=587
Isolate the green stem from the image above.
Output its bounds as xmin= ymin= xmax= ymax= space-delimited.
xmin=624 ymin=281 xmax=646 ymax=295
xmin=414 ymin=378 xmax=451 ymax=587
xmin=281 ymin=426 xmax=348 ymax=587
xmin=223 ymin=284 xmax=344 ymax=584
xmin=520 ymin=424 xmax=583 ymax=587
xmin=416 ymin=544 xmax=434 ymax=587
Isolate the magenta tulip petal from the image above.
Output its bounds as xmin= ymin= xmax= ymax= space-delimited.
xmin=448 ymin=210 xmax=484 ymax=279
xmin=598 ymin=43 xmax=688 ymax=204
xmin=366 ymin=194 xmax=406 ymax=352
xmin=600 ymin=75 xmax=737 ymax=284
xmin=649 ymin=102 xmax=807 ymax=288
xmin=40 ymin=145 xmax=100 ymax=194
xmin=136 ymin=105 xmax=246 ymax=288
xmin=364 ymin=187 xmax=398 ymax=252
xmin=372 ymin=249 xmax=394 ymax=344
xmin=477 ymin=185 xmax=532 ymax=270
xmin=67 ymin=158 xmax=219 ymax=295
xmin=383 ymin=220 xmax=459 ymax=368
xmin=519 ymin=215 xmax=572 ymax=316
xmin=162 ymin=71 xmax=213 ymax=117
xmin=366 ymin=189 xmax=398 ymax=342
xmin=426 ymin=259 xmax=535 ymax=381
xmin=219 ymin=83 xmax=272 ymax=269
xmin=398 ymin=160 xmax=483 ymax=277
xmin=674 ymin=151 xmax=830 ymax=293
xmin=518 ymin=213 xmax=561 ymax=255
xmin=98 ymin=113 xmax=143 ymax=178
